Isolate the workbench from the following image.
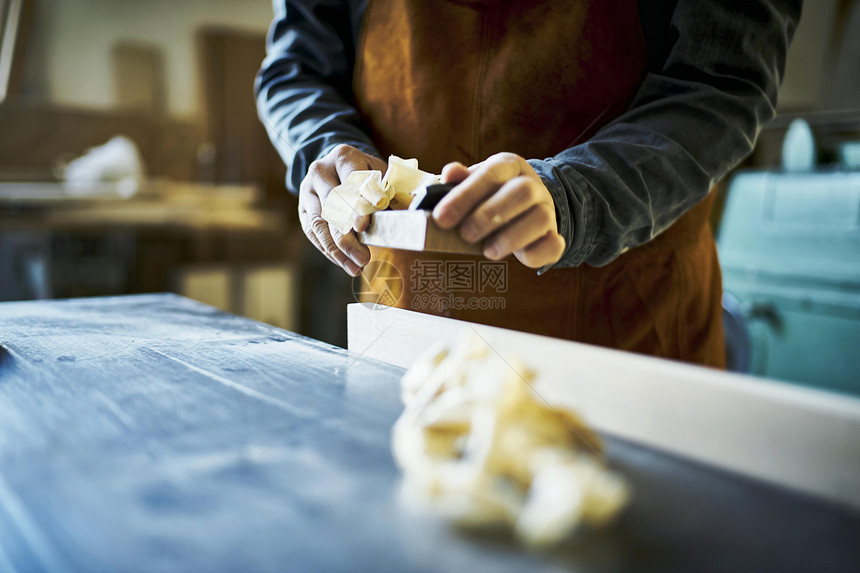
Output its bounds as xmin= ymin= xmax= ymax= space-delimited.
xmin=0 ymin=294 xmax=858 ymax=572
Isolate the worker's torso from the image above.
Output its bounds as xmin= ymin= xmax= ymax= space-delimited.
xmin=353 ymin=0 xmax=725 ymax=367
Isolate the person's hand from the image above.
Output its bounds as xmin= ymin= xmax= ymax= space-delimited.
xmin=298 ymin=144 xmax=387 ymax=276
xmin=432 ymin=153 xmax=565 ymax=269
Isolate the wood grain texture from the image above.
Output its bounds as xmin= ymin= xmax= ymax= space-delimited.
xmin=347 ymin=303 xmax=860 ymax=513
xmin=0 ymin=294 xmax=858 ymax=572
xmin=359 ymin=210 xmax=483 ymax=254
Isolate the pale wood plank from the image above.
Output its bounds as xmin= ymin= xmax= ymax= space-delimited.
xmin=359 ymin=210 xmax=483 ymax=254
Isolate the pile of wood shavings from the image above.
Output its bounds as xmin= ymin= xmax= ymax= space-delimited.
xmin=321 ymin=155 xmax=438 ymax=234
xmin=392 ymin=330 xmax=630 ymax=546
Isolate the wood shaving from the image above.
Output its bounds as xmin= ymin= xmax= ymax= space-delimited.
xmin=392 ymin=330 xmax=630 ymax=546
xmin=321 ymin=156 xmax=439 ymax=234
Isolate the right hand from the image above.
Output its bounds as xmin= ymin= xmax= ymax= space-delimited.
xmin=298 ymin=144 xmax=387 ymax=276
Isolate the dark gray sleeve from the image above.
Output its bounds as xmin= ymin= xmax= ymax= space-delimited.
xmin=255 ymin=0 xmax=379 ymax=194
xmin=529 ymin=0 xmax=802 ymax=268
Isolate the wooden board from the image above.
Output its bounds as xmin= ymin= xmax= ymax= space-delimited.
xmin=347 ymin=303 xmax=860 ymax=512
xmin=112 ymin=42 xmax=166 ymax=114
xmin=1 ymin=294 xmax=859 ymax=572
xmin=359 ymin=210 xmax=483 ymax=254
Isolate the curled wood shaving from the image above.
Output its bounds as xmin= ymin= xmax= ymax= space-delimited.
xmin=321 ymin=156 xmax=439 ymax=233
xmin=321 ymin=171 xmax=384 ymax=234
xmin=392 ymin=330 xmax=630 ymax=547
xmin=382 ymin=156 xmax=439 ymax=210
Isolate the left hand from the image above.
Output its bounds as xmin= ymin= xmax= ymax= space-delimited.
xmin=432 ymin=152 xmax=566 ymax=269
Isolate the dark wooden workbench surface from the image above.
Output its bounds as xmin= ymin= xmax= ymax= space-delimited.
xmin=0 ymin=294 xmax=858 ymax=572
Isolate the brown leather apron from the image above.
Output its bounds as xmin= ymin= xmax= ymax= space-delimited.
xmin=354 ymin=0 xmax=726 ymax=367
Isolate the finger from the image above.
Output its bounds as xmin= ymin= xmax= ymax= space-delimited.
xmin=305 ymin=212 xmax=346 ymax=267
xmin=331 ymin=227 xmax=370 ymax=268
xmin=515 ymin=231 xmax=566 ymax=269
xmin=433 ymin=153 xmax=523 ymax=229
xmin=302 ymin=176 xmax=349 ymax=260
xmin=354 ymin=213 xmax=371 ymax=233
xmin=305 ymin=161 xmax=341 ymax=205
xmin=300 ymin=183 xmax=323 ymax=216
xmin=483 ymin=205 xmax=555 ymax=261
xmin=459 ymin=176 xmax=544 ymax=243
xmin=311 ymin=215 xmax=361 ymax=276
xmin=440 ymin=162 xmax=470 ymax=185
xmin=299 ymin=193 xmax=337 ymax=263
xmin=300 ymin=208 xmax=339 ymax=265
xmin=333 ymin=145 xmax=381 ymax=184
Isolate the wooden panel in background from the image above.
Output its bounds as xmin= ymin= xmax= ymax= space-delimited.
xmin=197 ymin=27 xmax=287 ymax=205
xmin=242 ymin=264 xmax=297 ymax=331
xmin=174 ymin=263 xmax=298 ymax=331
xmin=0 ymin=102 xmax=205 ymax=181
xmin=112 ymin=42 xmax=166 ymax=115
xmin=175 ymin=265 xmax=232 ymax=312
